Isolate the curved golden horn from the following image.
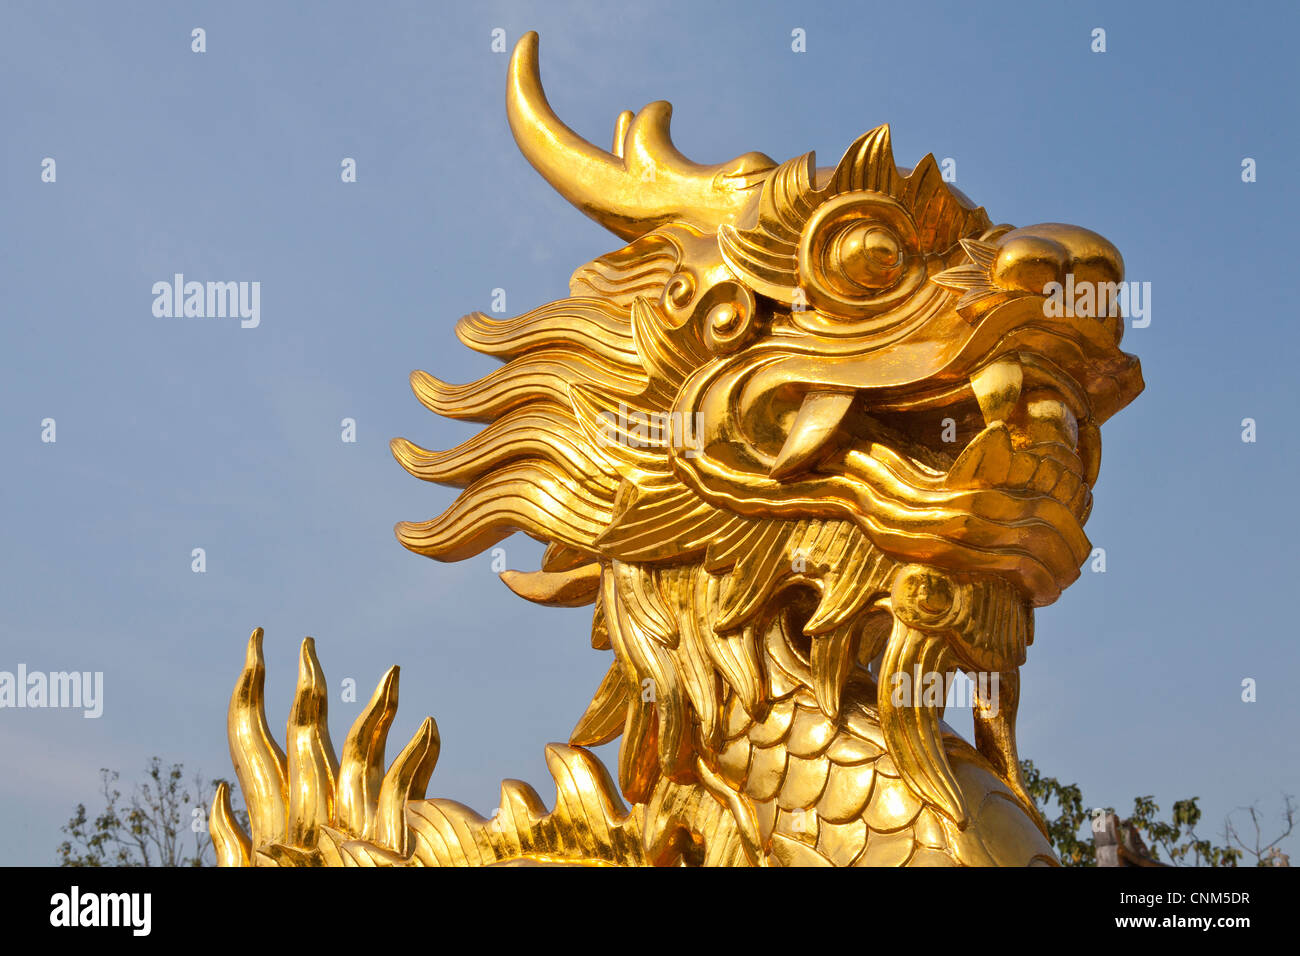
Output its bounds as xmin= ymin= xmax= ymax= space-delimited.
xmin=506 ymin=31 xmax=775 ymax=240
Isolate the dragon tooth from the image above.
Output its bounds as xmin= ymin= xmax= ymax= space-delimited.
xmin=1023 ymin=393 xmax=1079 ymax=449
xmin=968 ymin=356 xmax=1023 ymax=426
xmin=768 ymin=390 xmax=856 ymax=480
xmin=943 ymin=422 xmax=1014 ymax=489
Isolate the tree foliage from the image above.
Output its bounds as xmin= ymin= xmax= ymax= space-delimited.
xmin=58 ymin=757 xmax=246 ymax=867
xmin=1021 ymin=759 xmax=1294 ymax=867
xmin=1022 ymin=758 xmax=1095 ymax=865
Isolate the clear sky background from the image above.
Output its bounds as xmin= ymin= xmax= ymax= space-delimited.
xmin=2 ymin=0 xmax=1297 ymax=866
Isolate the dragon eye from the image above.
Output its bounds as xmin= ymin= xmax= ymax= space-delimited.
xmin=795 ymin=191 xmax=926 ymax=322
xmin=827 ymin=222 xmax=905 ymax=293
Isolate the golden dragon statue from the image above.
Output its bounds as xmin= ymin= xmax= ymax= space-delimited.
xmin=211 ymin=32 xmax=1143 ymax=867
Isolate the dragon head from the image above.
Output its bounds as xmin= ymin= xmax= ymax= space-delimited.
xmin=389 ymin=33 xmax=1142 ymax=851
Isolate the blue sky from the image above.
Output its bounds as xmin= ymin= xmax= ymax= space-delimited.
xmin=2 ymin=0 xmax=1297 ymax=865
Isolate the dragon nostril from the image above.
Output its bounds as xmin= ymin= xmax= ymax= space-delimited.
xmin=1069 ymin=251 xmax=1124 ymax=287
xmin=991 ymin=236 xmax=1067 ymax=295
xmin=993 ymin=223 xmax=1124 ymax=292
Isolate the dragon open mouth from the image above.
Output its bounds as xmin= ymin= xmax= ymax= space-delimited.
xmin=670 ymin=324 xmax=1122 ymax=607
xmin=775 ymin=347 xmax=1095 ymax=522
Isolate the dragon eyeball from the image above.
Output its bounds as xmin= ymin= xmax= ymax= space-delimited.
xmin=826 ymin=222 xmax=906 ymax=293
xmin=795 ymin=190 xmax=928 ymax=321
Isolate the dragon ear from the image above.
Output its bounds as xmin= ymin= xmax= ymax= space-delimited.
xmin=506 ymin=32 xmax=774 ymax=240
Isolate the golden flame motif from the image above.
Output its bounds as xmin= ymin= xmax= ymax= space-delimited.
xmin=213 ymin=32 xmax=1143 ymax=866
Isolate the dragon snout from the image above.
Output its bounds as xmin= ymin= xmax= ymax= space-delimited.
xmin=990 ymin=222 xmax=1124 ymax=297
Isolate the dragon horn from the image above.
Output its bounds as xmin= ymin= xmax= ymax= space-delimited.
xmin=506 ymin=31 xmax=775 ymax=240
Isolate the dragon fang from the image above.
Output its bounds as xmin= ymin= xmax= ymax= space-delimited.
xmin=211 ymin=31 xmax=1143 ymax=867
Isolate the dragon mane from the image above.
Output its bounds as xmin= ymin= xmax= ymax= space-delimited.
xmin=390 ymin=232 xmax=907 ymax=803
